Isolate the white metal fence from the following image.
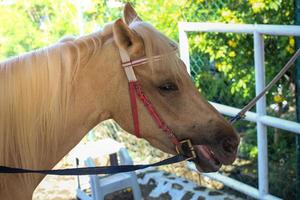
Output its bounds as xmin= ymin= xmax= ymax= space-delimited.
xmin=178 ymin=22 xmax=300 ymax=200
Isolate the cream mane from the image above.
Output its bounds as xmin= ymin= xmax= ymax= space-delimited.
xmin=0 ymin=30 xmax=102 ymax=187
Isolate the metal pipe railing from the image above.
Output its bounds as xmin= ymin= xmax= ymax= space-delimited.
xmin=179 ymin=22 xmax=300 ymax=200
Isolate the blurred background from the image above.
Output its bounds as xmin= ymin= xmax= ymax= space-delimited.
xmin=0 ymin=0 xmax=297 ymax=199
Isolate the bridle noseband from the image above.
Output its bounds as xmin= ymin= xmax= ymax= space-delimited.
xmin=118 ymin=47 xmax=196 ymax=161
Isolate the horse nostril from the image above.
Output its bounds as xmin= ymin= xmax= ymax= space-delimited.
xmin=222 ymin=138 xmax=237 ymax=154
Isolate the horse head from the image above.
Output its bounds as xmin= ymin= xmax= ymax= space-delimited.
xmin=98 ymin=3 xmax=240 ymax=172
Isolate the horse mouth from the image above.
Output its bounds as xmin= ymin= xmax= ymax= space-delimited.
xmin=192 ymin=145 xmax=222 ymax=172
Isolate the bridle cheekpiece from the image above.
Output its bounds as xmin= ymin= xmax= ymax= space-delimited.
xmin=118 ymin=47 xmax=196 ymax=161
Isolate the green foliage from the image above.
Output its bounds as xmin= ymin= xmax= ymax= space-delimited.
xmin=0 ymin=0 xmax=122 ymax=60
xmin=184 ymin=1 xmax=295 ymax=109
xmin=239 ymin=126 xmax=258 ymax=159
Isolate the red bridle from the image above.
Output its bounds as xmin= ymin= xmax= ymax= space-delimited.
xmin=118 ymin=47 xmax=196 ymax=159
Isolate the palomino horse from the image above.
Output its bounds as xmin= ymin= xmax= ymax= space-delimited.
xmin=0 ymin=3 xmax=239 ymax=200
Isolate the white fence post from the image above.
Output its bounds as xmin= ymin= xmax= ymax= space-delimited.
xmin=254 ymin=31 xmax=269 ymax=198
xmin=178 ymin=23 xmax=191 ymax=74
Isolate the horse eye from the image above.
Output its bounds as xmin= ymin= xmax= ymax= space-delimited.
xmin=158 ymin=82 xmax=178 ymax=91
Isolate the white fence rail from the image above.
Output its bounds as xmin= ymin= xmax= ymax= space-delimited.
xmin=178 ymin=22 xmax=300 ymax=200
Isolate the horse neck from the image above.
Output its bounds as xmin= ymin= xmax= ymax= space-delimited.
xmin=0 ymin=34 xmax=116 ymax=197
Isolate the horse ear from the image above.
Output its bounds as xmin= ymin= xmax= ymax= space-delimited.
xmin=113 ymin=19 xmax=144 ymax=58
xmin=124 ymin=3 xmax=142 ymax=25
